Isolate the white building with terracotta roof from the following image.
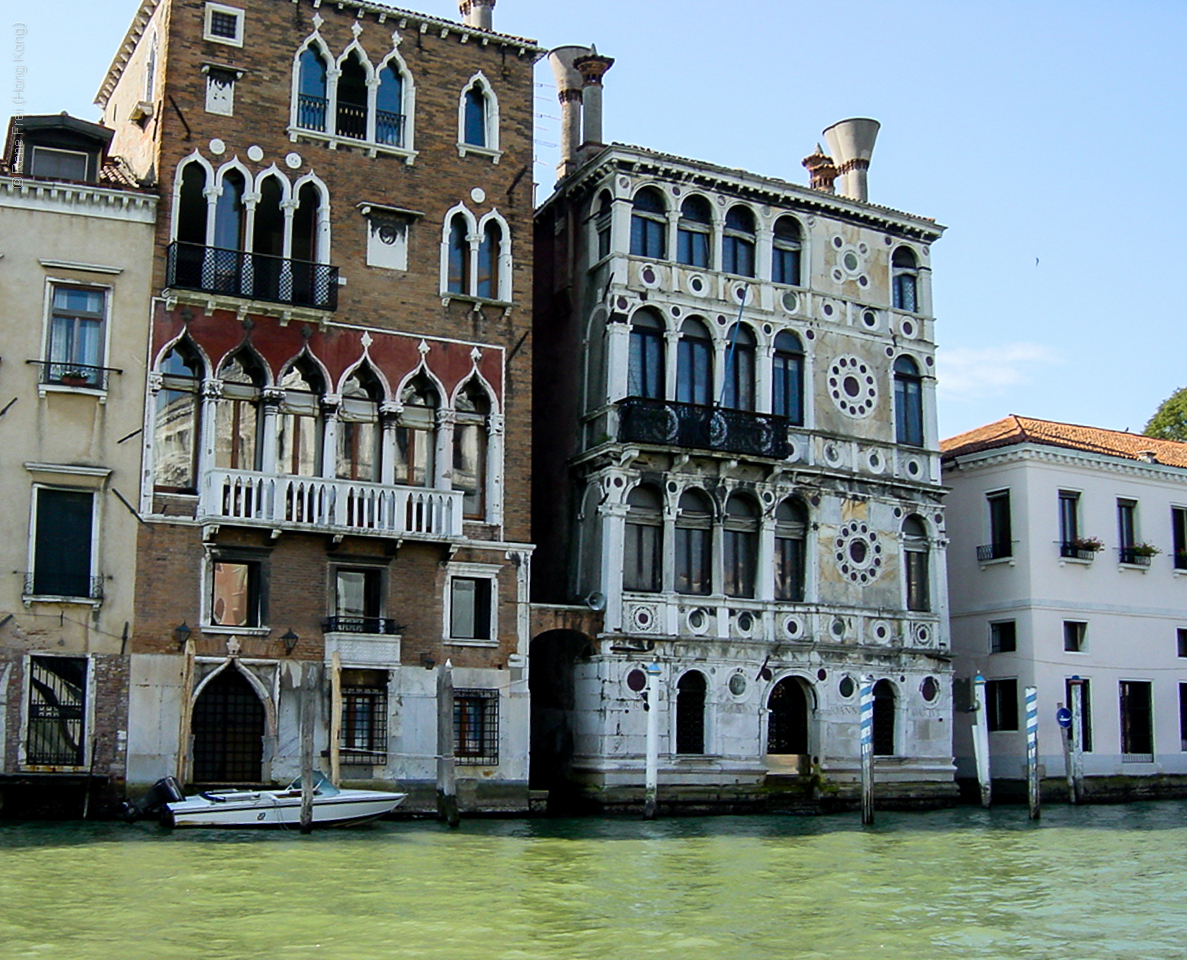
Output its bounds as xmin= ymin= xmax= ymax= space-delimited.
xmin=942 ymin=415 xmax=1187 ymax=798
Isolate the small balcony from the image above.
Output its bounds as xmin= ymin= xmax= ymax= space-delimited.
xmin=976 ymin=543 xmax=1012 ymax=562
xmin=198 ymin=470 xmax=462 ymax=540
xmin=165 ymin=241 xmax=339 ymax=311
xmin=618 ymin=397 xmax=789 ymax=459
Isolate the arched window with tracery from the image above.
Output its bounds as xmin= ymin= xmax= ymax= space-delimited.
xmin=154 ymin=339 xmax=205 ymax=492
xmin=477 ymin=220 xmax=502 ymax=300
xmin=215 ymin=350 xmax=264 ymax=471
xmin=628 ymin=308 xmax=665 ymax=400
xmin=214 ymin=169 xmax=246 ymax=253
xmin=722 ymin=324 xmax=756 ymax=412
xmin=676 ymin=318 xmax=713 ymax=406
xmin=297 ymin=46 xmax=328 ymax=132
xmin=337 ymin=366 xmax=383 ymax=482
xmin=772 ymin=331 xmax=804 ymax=424
xmin=774 ymin=498 xmax=808 ymax=602
xmin=722 ymin=205 xmax=755 ymax=277
xmin=251 ymin=174 xmax=285 ymax=301
xmin=464 ymin=83 xmax=487 ymax=146
xmin=675 ymin=671 xmax=707 ymax=755
xmin=723 ymin=494 xmax=759 ymax=599
xmin=630 ymin=187 xmax=666 ymax=259
xmin=335 ymin=52 xmax=368 ymax=139
xmin=376 ymin=60 xmax=405 ymax=147
xmin=675 ymin=489 xmax=713 ymax=596
xmin=396 ymin=373 xmax=439 ymax=487
xmin=174 ymin=161 xmax=209 ymax=286
xmin=624 ymin=484 xmax=663 ymax=593
xmin=453 ymin=380 xmax=490 ymax=518
xmin=447 ymin=214 xmax=470 ymax=294
xmin=278 ymin=359 xmax=325 ymax=476
xmin=677 ymin=195 xmax=711 ymax=268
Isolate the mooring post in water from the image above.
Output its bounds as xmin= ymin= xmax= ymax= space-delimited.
xmin=300 ymin=663 xmax=318 ymax=834
xmin=177 ymin=636 xmax=196 ymax=786
xmin=1057 ymin=700 xmax=1075 ymax=803
xmin=1069 ymin=676 xmax=1085 ymax=804
xmin=437 ymin=659 xmax=459 ymax=828
xmin=1025 ymin=685 xmax=1040 ymax=820
xmin=859 ymin=675 xmax=874 ymax=826
xmin=330 ymin=651 xmax=342 ymax=787
xmin=643 ymin=662 xmax=661 ymax=820
xmin=971 ymin=673 xmax=992 ymax=808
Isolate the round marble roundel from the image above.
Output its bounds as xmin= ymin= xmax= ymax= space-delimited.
xmin=828 ymin=356 xmax=878 ymax=418
xmin=835 ymin=520 xmax=883 ymax=585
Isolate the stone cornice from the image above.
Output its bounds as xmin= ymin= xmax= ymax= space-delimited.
xmin=944 ymin=442 xmax=1187 ymax=484
xmin=0 ymin=177 xmax=157 ymax=222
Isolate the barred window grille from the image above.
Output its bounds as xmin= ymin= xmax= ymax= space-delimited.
xmin=26 ymin=656 xmax=87 ymax=766
xmin=454 ymin=688 xmax=498 ymax=765
xmin=340 ymin=684 xmax=388 ymax=763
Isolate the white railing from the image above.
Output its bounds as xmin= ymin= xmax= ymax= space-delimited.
xmin=199 ymin=469 xmax=462 ymax=539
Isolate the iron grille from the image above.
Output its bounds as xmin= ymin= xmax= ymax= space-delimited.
xmin=23 ymin=572 xmax=104 ymax=601
xmin=976 ymin=542 xmax=1012 ymax=562
xmin=191 ymin=668 xmax=265 ymax=783
xmin=297 ymin=94 xmax=327 ymax=132
xmin=335 ymin=102 xmax=367 ymax=139
xmin=340 ymin=685 xmax=388 ymax=763
xmin=26 ymin=656 xmax=87 ymax=766
xmin=375 ymin=110 xmax=405 ymax=147
xmin=323 ymin=616 xmax=401 ymax=635
xmin=165 ymin=241 xmax=339 ymax=310
xmin=618 ymin=397 xmax=789 ymax=459
xmin=454 ymin=688 xmax=498 ymax=765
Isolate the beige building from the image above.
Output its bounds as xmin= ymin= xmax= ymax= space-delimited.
xmin=0 ymin=114 xmax=157 ymax=816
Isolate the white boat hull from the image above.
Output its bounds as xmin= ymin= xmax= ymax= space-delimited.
xmin=165 ymin=786 xmax=405 ymax=828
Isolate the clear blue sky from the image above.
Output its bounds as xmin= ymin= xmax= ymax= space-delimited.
xmin=5 ymin=0 xmax=1186 ymax=440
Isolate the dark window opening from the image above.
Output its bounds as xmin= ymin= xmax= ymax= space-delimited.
xmin=675 ymin=490 xmax=712 ymax=596
xmin=723 ymin=495 xmax=758 ymax=599
xmin=336 ymin=54 xmax=368 ymax=139
xmin=675 ymin=672 xmax=707 ymax=754
xmin=1120 ymin=680 xmax=1153 ymax=759
xmin=624 ymin=485 xmax=663 ymax=593
xmin=1063 ymin=620 xmax=1087 ymax=653
xmin=722 ymin=324 xmax=756 ymax=412
xmin=775 ymin=498 xmax=807 ymax=602
xmin=989 ymin=620 xmax=1017 ymax=654
xmin=772 ymin=216 xmax=802 ymax=286
xmin=767 ymin=678 xmax=809 ymax=755
xmin=722 ymin=206 xmax=755 ymax=277
xmin=892 ymin=246 xmax=918 ymax=312
xmin=676 ymin=318 xmax=713 ymax=406
xmin=894 ymin=355 xmax=924 ymax=447
xmin=454 ymin=688 xmax=498 ymax=764
xmin=450 ymin=577 xmax=493 ymax=641
xmin=628 ymin=309 xmax=665 ymax=399
xmin=26 ymin=656 xmax=87 ymax=766
xmin=209 ymin=10 xmax=240 ymax=39
xmin=464 ymin=85 xmax=487 ymax=147
xmin=32 ymin=488 xmax=93 ymax=598
xmin=986 ymin=678 xmax=1018 ymax=732
xmin=630 ymin=188 xmax=666 ymax=259
xmin=772 ymin=330 xmax=804 ymax=425
xmin=192 ymin=667 xmax=264 ymax=783
xmin=341 ymin=669 xmax=388 ymax=762
xmin=676 ymin=195 xmax=711 ymax=268
xmin=872 ymin=680 xmax=896 ymax=755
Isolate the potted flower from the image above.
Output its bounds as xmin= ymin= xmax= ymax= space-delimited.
xmin=1131 ymin=542 xmax=1161 ymax=557
xmin=59 ymin=368 xmax=91 ymax=387
xmin=1124 ymin=542 xmax=1161 ymax=565
xmin=1071 ymin=536 xmax=1104 ymax=553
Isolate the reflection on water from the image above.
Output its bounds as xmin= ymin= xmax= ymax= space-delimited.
xmin=2 ymin=803 xmax=1186 ymax=960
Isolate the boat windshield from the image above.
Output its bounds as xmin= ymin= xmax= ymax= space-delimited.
xmin=284 ymin=772 xmax=341 ymax=797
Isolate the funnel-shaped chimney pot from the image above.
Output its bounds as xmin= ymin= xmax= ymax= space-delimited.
xmin=822 ymin=118 xmax=880 ymax=202
xmin=548 ymin=45 xmax=592 ymax=177
xmin=459 ymin=0 xmax=495 ymax=30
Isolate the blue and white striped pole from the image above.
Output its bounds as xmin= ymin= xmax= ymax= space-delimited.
xmin=860 ymin=675 xmax=874 ymax=825
xmin=1025 ymin=685 xmax=1040 ymax=820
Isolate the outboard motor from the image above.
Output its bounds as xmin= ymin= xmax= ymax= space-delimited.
xmin=120 ymin=777 xmax=185 ymax=823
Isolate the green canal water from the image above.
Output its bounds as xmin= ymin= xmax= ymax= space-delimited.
xmin=2 ymin=803 xmax=1186 ymax=960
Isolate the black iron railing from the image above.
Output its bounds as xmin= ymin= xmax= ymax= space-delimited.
xmin=24 ymin=572 xmax=104 ymax=600
xmin=976 ymin=543 xmax=1012 ymax=562
xmin=26 ymin=657 xmax=86 ymax=766
xmin=335 ymin=101 xmax=367 ymax=139
xmin=322 ymin=616 xmax=402 ymax=635
xmin=375 ymin=110 xmax=405 ymax=147
xmin=166 ymin=241 xmax=339 ymax=311
xmin=26 ymin=359 xmax=120 ymax=390
xmin=1119 ymin=547 xmax=1153 ymax=566
xmin=297 ymin=94 xmax=327 ymax=132
xmin=618 ymin=397 xmax=789 ymax=459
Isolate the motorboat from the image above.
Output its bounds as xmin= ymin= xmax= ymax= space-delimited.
xmin=121 ymin=773 xmax=405 ymax=828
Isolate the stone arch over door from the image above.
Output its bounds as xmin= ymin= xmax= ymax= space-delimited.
xmin=767 ymin=675 xmax=812 ymax=757
xmin=190 ymin=661 xmax=272 ymax=784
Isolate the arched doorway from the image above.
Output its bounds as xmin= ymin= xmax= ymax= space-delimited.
xmin=873 ymin=680 xmax=897 ymax=756
xmin=767 ymin=677 xmax=810 ymax=755
xmin=675 ymin=671 xmax=706 ymax=754
xmin=528 ymin=630 xmax=590 ymax=797
xmin=191 ymin=667 xmax=265 ymax=783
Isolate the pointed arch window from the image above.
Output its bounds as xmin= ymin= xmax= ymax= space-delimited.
xmin=675 ymin=489 xmax=713 ymax=596
xmin=772 ymin=216 xmax=802 ymax=286
xmin=892 ymin=247 xmax=919 ymax=312
xmin=396 ymin=374 xmax=439 ymax=488
xmin=894 ymin=355 xmax=924 ymax=447
xmin=723 ymin=495 xmax=759 ymax=599
xmin=376 ymin=61 xmax=406 ymax=147
xmin=477 ymin=221 xmax=501 ymax=299
xmin=722 ymin=324 xmax=756 ymax=412
xmin=903 ymin=515 xmax=930 ymax=613
xmin=447 ymin=214 xmax=471 ymax=295
xmin=215 ymin=351 xmax=264 ymax=471
xmin=453 ymin=380 xmax=491 ymax=518
xmin=337 ymin=366 xmax=383 ymax=482
xmin=677 ymin=318 xmax=713 ymax=406
xmin=297 ymin=46 xmax=328 ymax=133
xmin=154 ymin=340 xmax=205 ymax=492
xmin=675 ymin=672 xmax=707 ymax=755
xmin=214 ymin=169 xmax=246 ymax=253
xmin=630 ymin=188 xmax=667 ymax=259
xmin=624 ymin=484 xmax=663 ymax=593
xmin=628 ymin=308 xmax=665 ymax=400
xmin=278 ymin=360 xmax=325 ymax=477
xmin=772 ymin=330 xmax=804 ymax=425
xmin=722 ymin=206 xmax=756 ymax=277
xmin=336 ymin=53 xmax=368 ymax=140
xmin=775 ymin=498 xmax=808 ymax=602
xmin=464 ymin=84 xmax=487 ymax=147
xmin=250 ymin=174 xmax=286 ymax=302
xmin=677 ymin=195 xmax=711 ymax=268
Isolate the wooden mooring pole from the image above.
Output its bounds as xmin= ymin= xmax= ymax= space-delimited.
xmin=330 ymin=651 xmax=342 ymax=786
xmin=971 ymin=673 xmax=992 ymax=808
xmin=643 ymin=663 xmax=660 ymax=821
xmin=860 ymin=675 xmax=874 ymax=826
xmin=1069 ymin=676 xmax=1085 ymax=803
xmin=1025 ymin=685 xmax=1040 ymax=820
xmin=300 ymin=663 xmax=318 ymax=834
xmin=436 ymin=659 xmax=459 ymax=828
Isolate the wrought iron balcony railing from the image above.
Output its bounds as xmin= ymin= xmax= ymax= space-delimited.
xmin=297 ymin=94 xmax=327 ymax=133
xmin=335 ymin=101 xmax=367 ymax=139
xmin=375 ymin=109 xmax=405 ymax=147
xmin=165 ymin=241 xmax=339 ymax=311
xmin=26 ymin=359 xmax=121 ymax=390
xmin=618 ymin=397 xmax=789 ymax=459
xmin=322 ymin=616 xmax=403 ymax=635
xmin=976 ymin=542 xmax=1012 ymax=562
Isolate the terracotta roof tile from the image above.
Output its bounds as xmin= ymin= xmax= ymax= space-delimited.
xmin=941 ymin=415 xmax=1187 ymax=469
